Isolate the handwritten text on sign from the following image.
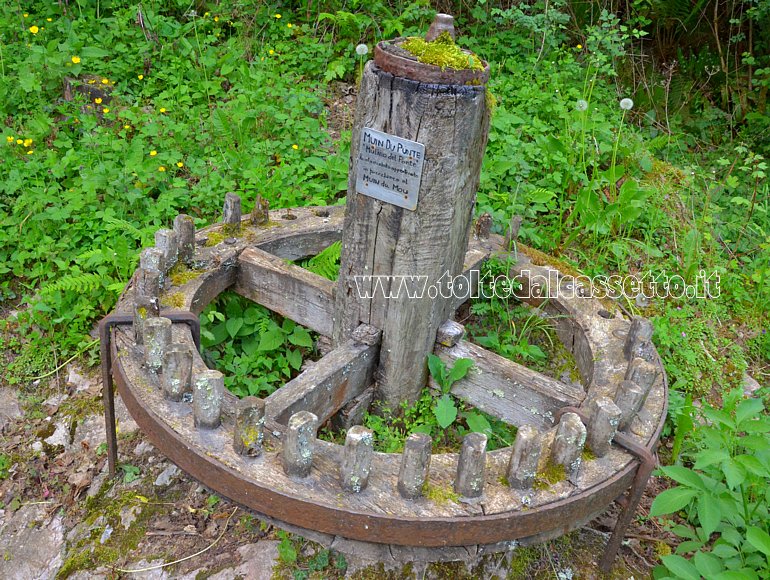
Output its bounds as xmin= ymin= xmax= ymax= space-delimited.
xmin=356 ymin=127 xmax=425 ymax=211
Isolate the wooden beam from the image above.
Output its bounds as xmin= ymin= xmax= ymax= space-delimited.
xmin=435 ymin=340 xmax=585 ymax=429
xmin=265 ymin=338 xmax=379 ymax=425
xmin=235 ymin=247 xmax=335 ymax=336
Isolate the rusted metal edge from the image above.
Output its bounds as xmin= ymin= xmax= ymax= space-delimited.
xmin=374 ymin=41 xmax=490 ymax=86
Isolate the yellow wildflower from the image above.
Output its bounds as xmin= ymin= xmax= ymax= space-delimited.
xmin=102 ymin=107 xmax=109 ymax=113
xmin=577 ymin=44 xmax=582 ymax=49
xmin=138 ymin=74 xmax=144 ymax=80
xmin=29 ymin=26 xmax=39 ymax=34
xmin=23 ymin=13 xmax=28 ymax=17
xmin=88 ymin=79 xmax=95 ymax=84
xmin=159 ymin=107 xmax=166 ymax=113
xmin=101 ymin=78 xmax=109 ymax=84
xmin=124 ymin=125 xmax=131 ymax=130
xmin=292 ymin=144 xmax=298 ymax=150
xmin=6 ymin=136 xmax=13 ymax=143
xmin=94 ymin=97 xmax=102 ymax=104
xmin=204 ymin=12 xmax=210 ymax=17
xmin=214 ymin=16 xmax=219 ymax=22
xmin=47 ymin=18 xmax=52 ymax=22
xmin=150 ymin=150 xmax=157 ymax=156
xmin=16 ymin=139 xmax=23 ymax=145
xmin=23 ymin=139 xmax=32 ymax=148
xmin=287 ymin=23 xmax=292 ymax=28
xmin=269 ymin=49 xmax=274 ymax=55
xmin=176 ymin=161 xmax=184 ymax=168
xmin=27 ymin=150 xmax=33 ymax=155
xmin=71 ymin=56 xmax=81 ymax=64
xmin=158 ymin=166 xmax=166 ymax=172
xmin=274 ymin=14 xmax=281 ymax=18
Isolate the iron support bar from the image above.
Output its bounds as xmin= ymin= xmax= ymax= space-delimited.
xmin=99 ymin=310 xmax=200 ymax=477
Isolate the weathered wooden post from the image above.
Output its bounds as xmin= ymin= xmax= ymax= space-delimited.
xmin=333 ymin=15 xmax=491 ymax=407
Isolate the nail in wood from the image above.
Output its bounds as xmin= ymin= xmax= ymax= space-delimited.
xmin=282 ymin=411 xmax=318 ymax=478
xmin=154 ymin=229 xmax=178 ymax=271
xmin=162 ymin=344 xmax=192 ymax=402
xmin=340 ymin=425 xmax=374 ymax=493
xmin=614 ymin=379 xmax=650 ymax=431
xmin=586 ymin=397 xmax=622 ymax=458
xmin=551 ymin=412 xmax=586 ymax=484
xmin=173 ymin=214 xmax=195 ymax=266
xmin=455 ymin=432 xmax=487 ymax=499
xmin=144 ymin=317 xmax=172 ymax=373
xmin=234 ymin=396 xmax=266 ymax=457
xmin=507 ymin=425 xmax=542 ymax=490
xmin=193 ymin=370 xmax=224 ymax=429
xmin=398 ymin=433 xmax=432 ymax=499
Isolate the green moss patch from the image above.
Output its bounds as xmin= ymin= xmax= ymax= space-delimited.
xmin=400 ymin=32 xmax=484 ymax=72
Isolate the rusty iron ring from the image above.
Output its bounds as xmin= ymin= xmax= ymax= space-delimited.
xmin=374 ymin=40 xmax=490 ymax=85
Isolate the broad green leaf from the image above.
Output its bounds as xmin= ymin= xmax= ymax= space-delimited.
xmin=697 ymin=494 xmax=721 ymax=538
xmin=735 ymin=454 xmax=768 ymax=478
xmin=258 ymin=328 xmax=284 ymax=352
xmin=747 ymin=526 xmax=770 ymax=557
xmin=427 ymin=354 xmax=447 ymax=388
xmin=721 ymin=459 xmax=746 ymax=490
xmin=714 ymin=571 xmax=759 ymax=580
xmin=241 ymin=336 xmax=259 ymax=356
xmin=693 ymin=551 xmax=724 ymax=577
xmin=661 ymin=465 xmax=705 ymax=490
xmin=433 ymin=394 xmax=457 ymax=428
xmin=661 ymin=554 xmax=700 ymax=580
xmin=465 ymin=412 xmax=492 ymax=435
xmin=702 ymin=408 xmax=735 ymax=430
xmin=650 ymin=487 xmax=698 ymax=516
xmin=286 ymin=348 xmax=302 ymax=370
xmin=226 ymin=317 xmax=243 ymax=339
xmin=694 ymin=449 xmax=730 ymax=469
xmin=712 ymin=543 xmax=738 ymax=558
xmin=447 ymin=358 xmax=474 ymax=386
xmin=736 ymin=398 xmax=764 ymax=426
xmin=288 ymin=327 xmax=314 ymax=348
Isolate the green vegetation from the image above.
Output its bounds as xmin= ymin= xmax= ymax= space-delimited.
xmin=0 ymin=0 xmax=768 ymax=576
xmin=200 ymin=292 xmax=317 ymax=398
xmin=401 ymin=31 xmax=484 ymax=71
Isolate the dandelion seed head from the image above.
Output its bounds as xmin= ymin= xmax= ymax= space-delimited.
xmin=576 ymin=99 xmax=588 ymax=111
xmin=620 ymin=98 xmax=634 ymax=110
xmin=356 ymin=44 xmax=369 ymax=56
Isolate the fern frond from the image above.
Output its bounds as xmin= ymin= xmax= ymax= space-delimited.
xmin=302 ymin=241 xmax=341 ymax=281
xmin=103 ymin=217 xmax=152 ymax=245
xmin=40 ymin=273 xmax=104 ymax=295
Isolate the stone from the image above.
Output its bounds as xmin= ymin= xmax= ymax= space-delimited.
xmin=233 ymin=397 xmax=265 ymax=457
xmin=0 ymin=504 xmax=65 ymax=579
xmin=192 ymin=371 xmax=224 ymax=429
xmin=0 ymin=388 xmax=21 ymax=431
xmin=144 ymin=317 xmax=172 ymax=373
xmin=551 ymin=412 xmax=586 ymax=484
xmin=73 ymin=414 xmax=107 ymax=449
xmin=154 ymin=464 xmax=180 ymax=487
xmin=614 ymin=379 xmax=650 ymax=431
xmin=436 ymin=320 xmax=465 ymax=347
xmin=743 ymin=374 xmax=762 ymax=397
xmin=201 ymin=541 xmax=280 ymax=580
xmin=161 ymin=344 xmax=193 ymax=402
xmin=222 ymin=192 xmax=241 ymax=228
xmin=174 ymin=214 xmax=195 ymax=265
xmin=585 ymin=397 xmax=621 ymax=458
xmin=119 ymin=504 xmax=141 ymax=529
xmin=154 ymin=229 xmax=178 ymax=270
xmin=66 ymin=365 xmax=96 ymax=393
xmin=45 ymin=421 xmax=71 ymax=449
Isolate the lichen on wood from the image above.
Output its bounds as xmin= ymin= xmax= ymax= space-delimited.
xmin=400 ymin=32 xmax=483 ymax=72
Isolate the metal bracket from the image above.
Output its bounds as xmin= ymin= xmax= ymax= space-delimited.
xmin=555 ymin=406 xmax=657 ymax=572
xmin=99 ymin=310 xmax=200 ymax=477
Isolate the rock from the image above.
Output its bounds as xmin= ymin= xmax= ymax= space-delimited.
xmin=43 ymin=392 xmax=68 ymax=410
xmin=0 ymin=504 xmax=65 ymax=579
xmin=154 ymin=464 xmax=179 ymax=487
xmin=31 ymin=441 xmax=43 ymax=453
xmin=115 ymin=394 xmax=139 ymax=435
xmin=134 ymin=440 xmax=155 ymax=456
xmin=743 ymin=374 xmax=763 ymax=397
xmin=45 ymin=421 xmax=71 ymax=449
xmin=0 ymin=388 xmax=21 ymax=431
xmin=67 ymin=365 xmax=97 ymax=393
xmin=99 ymin=524 xmax=113 ymax=544
xmin=119 ymin=559 xmax=170 ymax=579
xmin=87 ymin=467 xmax=109 ymax=498
xmin=209 ymin=541 xmax=280 ymax=580
xmin=120 ymin=504 xmax=141 ymax=530
xmin=73 ymin=415 xmax=106 ymax=449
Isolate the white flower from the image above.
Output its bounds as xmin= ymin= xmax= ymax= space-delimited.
xmin=576 ymin=99 xmax=588 ymax=111
xmin=355 ymin=44 xmax=368 ymax=56
xmin=620 ymin=98 xmax=634 ymax=110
